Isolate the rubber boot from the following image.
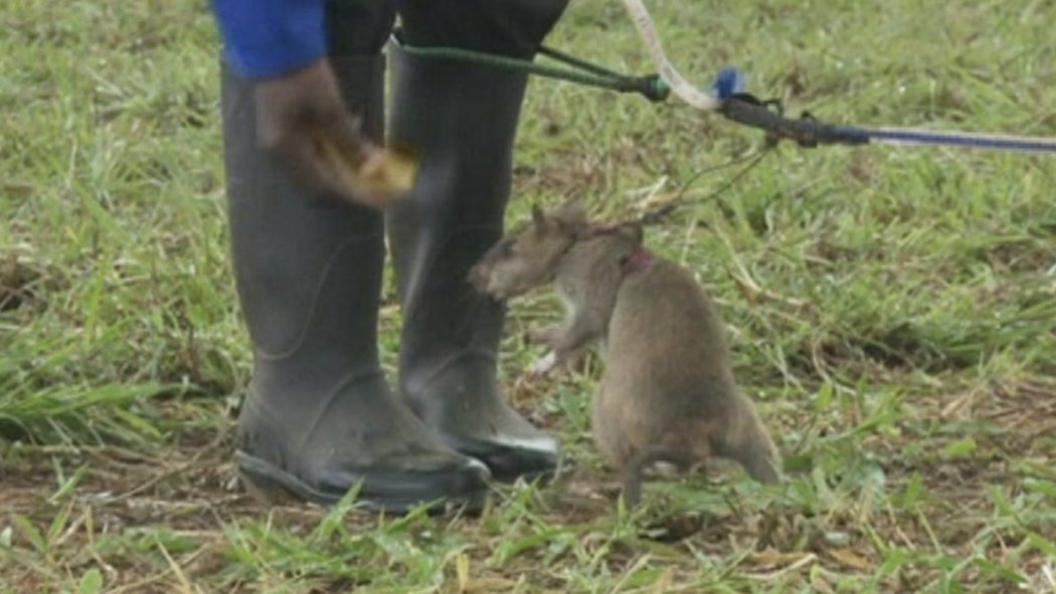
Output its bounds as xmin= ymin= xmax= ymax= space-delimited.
xmin=386 ymin=40 xmax=559 ymax=482
xmin=221 ymin=52 xmax=490 ymax=511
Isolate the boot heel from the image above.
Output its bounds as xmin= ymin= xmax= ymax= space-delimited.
xmin=235 ymin=452 xmax=304 ymax=505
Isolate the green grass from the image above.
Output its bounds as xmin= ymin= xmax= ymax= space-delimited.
xmin=2 ymin=0 xmax=1055 ymax=591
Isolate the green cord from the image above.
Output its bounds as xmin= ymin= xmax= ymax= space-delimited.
xmin=537 ymin=46 xmax=627 ymax=79
xmin=392 ymin=34 xmax=670 ymax=102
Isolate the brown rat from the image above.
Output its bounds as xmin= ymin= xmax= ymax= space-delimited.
xmin=470 ymin=202 xmax=781 ymax=507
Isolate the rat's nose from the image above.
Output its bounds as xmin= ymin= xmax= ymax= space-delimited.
xmin=466 ymin=265 xmax=489 ymax=293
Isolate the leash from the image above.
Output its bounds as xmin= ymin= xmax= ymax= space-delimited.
xmin=391 ymin=31 xmax=669 ymax=102
xmin=717 ymin=90 xmax=1056 ymax=154
xmin=619 ymin=0 xmax=721 ymax=111
xmin=391 ymin=5 xmax=1056 ymax=156
xmin=637 ymin=148 xmax=772 ymax=226
xmin=619 ymin=0 xmax=1056 ymax=155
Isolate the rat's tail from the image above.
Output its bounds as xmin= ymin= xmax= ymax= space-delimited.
xmin=714 ymin=395 xmax=781 ymax=484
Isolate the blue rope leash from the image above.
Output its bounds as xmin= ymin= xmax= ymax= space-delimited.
xmin=857 ymin=127 xmax=1056 ymax=154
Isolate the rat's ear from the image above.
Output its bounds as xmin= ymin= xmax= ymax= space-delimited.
xmin=531 ymin=205 xmax=549 ymax=230
xmin=555 ymin=197 xmax=587 ymax=226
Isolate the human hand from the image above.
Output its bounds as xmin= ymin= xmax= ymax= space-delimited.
xmin=255 ymin=58 xmax=416 ymax=208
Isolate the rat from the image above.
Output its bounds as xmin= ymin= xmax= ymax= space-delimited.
xmin=469 ymin=201 xmax=781 ymax=507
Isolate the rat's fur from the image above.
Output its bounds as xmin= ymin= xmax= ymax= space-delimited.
xmin=470 ymin=202 xmax=781 ymax=507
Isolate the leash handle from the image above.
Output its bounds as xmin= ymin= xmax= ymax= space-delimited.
xmin=719 ymin=95 xmax=870 ymax=147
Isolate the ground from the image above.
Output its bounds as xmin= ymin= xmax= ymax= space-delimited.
xmin=2 ymin=0 xmax=1055 ymax=592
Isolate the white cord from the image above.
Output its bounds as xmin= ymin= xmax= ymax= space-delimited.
xmin=620 ymin=0 xmax=722 ymax=111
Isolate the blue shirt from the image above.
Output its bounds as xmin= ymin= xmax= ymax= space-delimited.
xmin=211 ymin=0 xmax=327 ymax=79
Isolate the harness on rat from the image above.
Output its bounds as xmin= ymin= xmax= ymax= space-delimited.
xmin=622 ymin=246 xmax=654 ymax=274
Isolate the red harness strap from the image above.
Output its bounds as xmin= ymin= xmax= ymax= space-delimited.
xmin=622 ymin=246 xmax=653 ymax=274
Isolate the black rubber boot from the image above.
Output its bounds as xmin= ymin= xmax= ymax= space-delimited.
xmin=386 ymin=39 xmax=560 ymax=483
xmin=221 ymin=52 xmax=490 ymax=511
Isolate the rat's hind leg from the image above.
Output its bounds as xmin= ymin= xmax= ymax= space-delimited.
xmin=620 ymin=446 xmax=696 ymax=509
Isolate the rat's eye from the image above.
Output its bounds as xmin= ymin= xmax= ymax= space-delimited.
xmin=499 ymin=240 xmax=515 ymax=256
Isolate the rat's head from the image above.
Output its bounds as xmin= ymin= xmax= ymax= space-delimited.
xmin=469 ymin=199 xmax=588 ymax=300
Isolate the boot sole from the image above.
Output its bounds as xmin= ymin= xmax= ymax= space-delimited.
xmin=235 ymin=451 xmax=489 ymax=514
xmin=447 ymin=437 xmax=562 ymax=486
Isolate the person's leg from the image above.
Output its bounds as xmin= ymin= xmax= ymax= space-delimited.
xmin=388 ymin=0 xmax=570 ymax=482
xmin=222 ymin=0 xmax=489 ymax=510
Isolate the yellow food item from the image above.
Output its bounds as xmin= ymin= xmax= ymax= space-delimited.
xmin=358 ymin=147 xmax=418 ymax=197
xmin=319 ymin=135 xmax=419 ymax=206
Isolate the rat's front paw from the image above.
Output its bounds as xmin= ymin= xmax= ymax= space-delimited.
xmin=529 ymin=352 xmax=559 ymax=377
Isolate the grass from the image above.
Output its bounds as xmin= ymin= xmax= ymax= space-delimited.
xmin=2 ymin=0 xmax=1055 ymax=591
